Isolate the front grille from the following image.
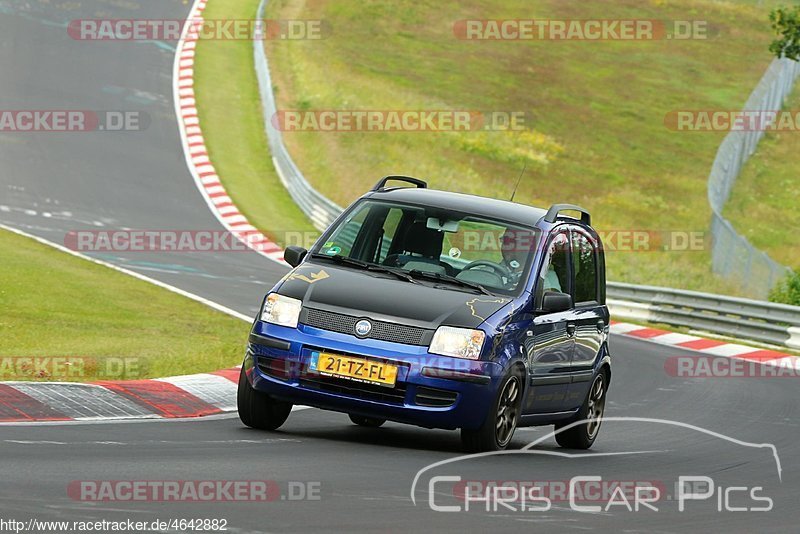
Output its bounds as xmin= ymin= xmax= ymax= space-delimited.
xmin=303 ymin=308 xmax=430 ymax=345
xmin=414 ymin=386 xmax=458 ymax=407
xmin=299 ymin=372 xmax=408 ymax=404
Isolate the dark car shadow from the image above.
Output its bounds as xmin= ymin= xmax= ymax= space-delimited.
xmin=234 ymin=414 xmax=556 ymax=454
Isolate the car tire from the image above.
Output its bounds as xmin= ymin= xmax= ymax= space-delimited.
xmin=555 ymin=370 xmax=608 ymax=450
xmin=461 ymin=369 xmax=523 ymax=453
xmin=348 ymin=414 xmax=386 ymax=428
xmin=237 ymin=366 xmax=292 ymax=430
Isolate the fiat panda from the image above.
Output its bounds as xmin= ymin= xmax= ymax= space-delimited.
xmin=238 ymin=176 xmax=611 ymax=452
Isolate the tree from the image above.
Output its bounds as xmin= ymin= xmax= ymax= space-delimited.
xmin=769 ymin=5 xmax=800 ymax=60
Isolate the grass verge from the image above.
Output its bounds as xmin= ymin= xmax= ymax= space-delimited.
xmin=193 ymin=0 xmax=318 ymax=245
xmin=260 ymin=0 xmax=781 ymax=296
xmin=193 ymin=0 xmax=788 ymax=297
xmin=0 ymin=229 xmax=249 ymax=381
xmin=724 ymin=89 xmax=800 ymax=269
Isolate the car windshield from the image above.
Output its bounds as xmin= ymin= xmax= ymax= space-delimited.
xmin=310 ymin=199 xmax=539 ymax=295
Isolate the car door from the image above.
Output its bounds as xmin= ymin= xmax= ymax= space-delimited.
xmin=563 ymin=227 xmax=607 ymax=411
xmin=523 ymin=230 xmax=575 ymax=414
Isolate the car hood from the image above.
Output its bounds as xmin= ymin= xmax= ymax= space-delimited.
xmin=275 ymin=262 xmax=511 ymax=330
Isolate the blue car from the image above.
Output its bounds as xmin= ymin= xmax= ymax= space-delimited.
xmin=238 ymin=176 xmax=611 ymax=451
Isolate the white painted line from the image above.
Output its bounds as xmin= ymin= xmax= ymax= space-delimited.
xmin=0 ymin=224 xmax=251 ymax=323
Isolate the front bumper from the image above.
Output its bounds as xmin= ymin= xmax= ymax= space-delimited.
xmin=245 ymin=321 xmax=503 ymax=430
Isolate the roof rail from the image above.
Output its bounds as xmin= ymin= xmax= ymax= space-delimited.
xmin=370 ymin=175 xmax=428 ymax=192
xmin=543 ymin=203 xmax=591 ymax=225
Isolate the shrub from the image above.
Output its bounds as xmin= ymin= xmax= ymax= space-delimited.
xmin=769 ymin=268 xmax=800 ymax=306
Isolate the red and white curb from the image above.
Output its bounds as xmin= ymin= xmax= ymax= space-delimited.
xmin=1 ymin=0 xmax=284 ymax=425
xmin=611 ymin=321 xmax=800 ymax=369
xmin=0 ymin=368 xmax=240 ymax=423
xmin=173 ymin=0 xmax=286 ymax=265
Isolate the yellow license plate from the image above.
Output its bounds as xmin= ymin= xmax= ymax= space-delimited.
xmin=310 ymin=352 xmax=398 ymax=387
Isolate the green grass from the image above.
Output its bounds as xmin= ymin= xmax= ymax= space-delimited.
xmin=260 ymin=0 xmax=784 ymax=296
xmin=0 ymin=229 xmax=249 ymax=381
xmin=193 ymin=0 xmax=318 ymax=245
xmin=194 ymin=0 xmax=788 ymax=297
xmin=724 ymin=90 xmax=800 ymax=268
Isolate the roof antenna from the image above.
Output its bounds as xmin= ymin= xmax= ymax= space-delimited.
xmin=509 ymin=162 xmax=526 ymax=202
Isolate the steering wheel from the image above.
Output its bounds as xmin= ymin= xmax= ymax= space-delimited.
xmin=460 ymin=260 xmax=511 ymax=279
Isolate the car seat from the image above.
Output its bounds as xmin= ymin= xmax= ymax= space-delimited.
xmin=384 ymin=221 xmax=447 ymax=274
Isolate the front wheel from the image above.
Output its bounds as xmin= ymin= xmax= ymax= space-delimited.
xmin=237 ymin=366 xmax=292 ymax=430
xmin=461 ymin=370 xmax=522 ymax=452
xmin=555 ymin=371 xmax=607 ymax=449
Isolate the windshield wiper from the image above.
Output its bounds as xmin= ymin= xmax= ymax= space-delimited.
xmin=310 ymin=253 xmax=417 ymax=284
xmin=407 ymin=270 xmax=493 ymax=295
xmin=310 ymin=253 xmax=369 ymax=269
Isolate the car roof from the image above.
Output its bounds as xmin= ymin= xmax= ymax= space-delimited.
xmin=363 ymin=187 xmax=548 ymax=228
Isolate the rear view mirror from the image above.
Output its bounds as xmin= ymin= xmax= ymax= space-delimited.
xmin=283 ymin=246 xmax=308 ymax=268
xmin=426 ymin=217 xmax=460 ymax=233
xmin=542 ymin=291 xmax=572 ymax=313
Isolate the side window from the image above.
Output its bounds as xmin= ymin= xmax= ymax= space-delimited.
xmin=571 ymin=230 xmax=598 ymax=304
xmin=537 ymin=231 xmax=570 ymax=307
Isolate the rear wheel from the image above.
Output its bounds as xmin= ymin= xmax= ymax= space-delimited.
xmin=555 ymin=371 xmax=607 ymax=449
xmin=237 ymin=367 xmax=292 ymax=430
xmin=348 ymin=414 xmax=386 ymax=428
xmin=461 ymin=369 xmax=522 ymax=452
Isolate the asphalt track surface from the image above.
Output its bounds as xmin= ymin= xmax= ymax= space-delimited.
xmin=0 ymin=1 xmax=797 ymax=532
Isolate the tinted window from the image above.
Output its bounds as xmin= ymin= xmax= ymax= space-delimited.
xmin=571 ymin=231 xmax=598 ymax=304
xmin=537 ymin=231 xmax=571 ymax=306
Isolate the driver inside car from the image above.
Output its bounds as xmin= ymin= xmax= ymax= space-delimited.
xmin=499 ymin=228 xmax=538 ymax=289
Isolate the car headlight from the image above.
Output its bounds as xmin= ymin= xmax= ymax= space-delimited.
xmin=261 ymin=293 xmax=302 ymax=328
xmin=429 ymin=326 xmax=486 ymax=360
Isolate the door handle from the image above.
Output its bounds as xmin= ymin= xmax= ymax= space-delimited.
xmin=566 ymin=323 xmax=576 ymax=337
xmin=596 ymin=319 xmax=605 ymax=332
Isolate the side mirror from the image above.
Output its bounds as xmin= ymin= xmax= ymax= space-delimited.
xmin=283 ymin=246 xmax=308 ymax=268
xmin=542 ymin=291 xmax=572 ymax=313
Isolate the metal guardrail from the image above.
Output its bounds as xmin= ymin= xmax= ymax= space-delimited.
xmin=251 ymin=2 xmax=800 ymax=349
xmin=707 ymin=58 xmax=799 ymax=298
xmin=607 ymin=282 xmax=800 ymax=350
xmin=254 ymin=0 xmax=343 ymax=232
